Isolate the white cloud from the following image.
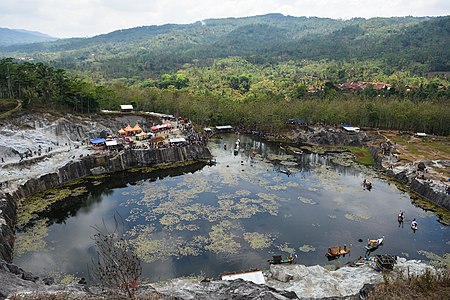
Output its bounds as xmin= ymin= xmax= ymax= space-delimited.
xmin=0 ymin=0 xmax=448 ymax=38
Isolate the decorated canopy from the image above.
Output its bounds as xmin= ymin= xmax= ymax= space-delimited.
xmin=132 ymin=123 xmax=142 ymax=133
xmin=124 ymin=124 xmax=133 ymax=133
xmin=90 ymin=138 xmax=106 ymax=144
xmin=118 ymin=128 xmax=126 ymax=135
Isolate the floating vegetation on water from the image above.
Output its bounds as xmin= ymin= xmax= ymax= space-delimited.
xmin=328 ymin=214 xmax=337 ymax=219
xmin=411 ymin=196 xmax=450 ymax=226
xmin=175 ymin=224 xmax=200 ymax=231
xmin=298 ymin=196 xmax=317 ymax=205
xmin=127 ymin=225 xmax=181 ymax=262
xmin=280 ymin=161 xmax=298 ymax=166
xmin=345 ymin=213 xmax=371 ymax=221
xmin=14 ymin=218 xmax=49 ymax=256
xmin=299 ymin=244 xmax=316 ymax=253
xmin=138 ymin=184 xmax=168 ymax=205
xmin=160 ymin=214 xmax=181 ymax=226
xmin=18 ymin=187 xmax=88 ymax=226
xmin=401 ymin=252 xmax=410 ymax=258
xmin=236 ymin=190 xmax=252 ymax=197
xmin=205 ymin=221 xmax=242 ymax=254
xmin=243 ymin=232 xmax=273 ymax=249
xmin=417 ymin=250 xmax=450 ymax=268
xmin=312 ymin=165 xmax=341 ymax=191
xmin=178 ymin=236 xmax=208 ymax=257
xmin=276 ymin=243 xmax=296 ymax=255
xmin=308 ymin=187 xmax=319 ymax=192
xmin=46 ymin=272 xmax=81 ymax=285
xmin=266 ymin=154 xmax=293 ymax=161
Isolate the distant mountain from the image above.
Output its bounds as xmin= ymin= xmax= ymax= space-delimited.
xmin=0 ymin=28 xmax=58 ymax=46
xmin=0 ymin=14 xmax=449 ymax=77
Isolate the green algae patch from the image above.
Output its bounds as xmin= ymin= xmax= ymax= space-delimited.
xmin=298 ymin=196 xmax=317 ymax=205
xmin=44 ymin=272 xmax=82 ymax=285
xmin=127 ymin=224 xmax=207 ymax=262
xmin=205 ymin=221 xmax=242 ymax=254
xmin=344 ymin=212 xmax=371 ymax=222
xmin=299 ymin=244 xmax=316 ymax=253
xmin=276 ymin=243 xmax=296 ymax=255
xmin=243 ymin=232 xmax=274 ymax=249
xmin=18 ymin=186 xmax=88 ymax=226
xmin=417 ymin=251 xmax=450 ymax=268
xmin=130 ymin=160 xmax=203 ymax=173
xmin=411 ymin=196 xmax=450 ymax=226
xmin=14 ymin=218 xmax=49 ymax=256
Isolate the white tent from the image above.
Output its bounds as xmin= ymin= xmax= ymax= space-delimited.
xmin=105 ymin=140 xmax=118 ymax=146
xmin=169 ymin=138 xmax=186 ymax=144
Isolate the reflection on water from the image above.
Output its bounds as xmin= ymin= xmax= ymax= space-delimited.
xmin=14 ymin=134 xmax=450 ymax=281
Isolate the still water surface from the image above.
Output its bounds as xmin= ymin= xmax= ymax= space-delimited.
xmin=14 ymin=134 xmax=449 ymax=281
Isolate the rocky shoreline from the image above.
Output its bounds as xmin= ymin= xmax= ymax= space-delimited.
xmin=0 ymin=114 xmax=448 ymax=299
xmin=0 ymin=256 xmax=437 ymax=299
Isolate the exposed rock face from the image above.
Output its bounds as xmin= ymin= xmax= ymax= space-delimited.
xmin=0 ymin=193 xmax=16 ymax=263
xmin=153 ymin=278 xmax=299 ymax=300
xmin=265 ymin=258 xmax=435 ymax=299
xmin=369 ymin=147 xmax=450 ymax=211
xmin=10 ymin=145 xmax=212 ymax=199
xmin=291 ymin=126 xmax=374 ymax=147
xmin=0 ymin=260 xmax=40 ymax=300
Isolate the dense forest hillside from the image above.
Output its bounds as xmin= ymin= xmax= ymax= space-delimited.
xmin=0 ymin=28 xmax=58 ymax=47
xmin=1 ymin=14 xmax=449 ymax=80
xmin=0 ymin=14 xmax=449 ymax=135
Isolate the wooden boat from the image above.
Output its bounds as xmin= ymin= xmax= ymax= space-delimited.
xmin=268 ymin=254 xmax=296 ymax=264
xmin=365 ymin=236 xmax=384 ymax=251
xmin=325 ymin=245 xmax=350 ymax=258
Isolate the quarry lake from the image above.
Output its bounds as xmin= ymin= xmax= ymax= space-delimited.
xmin=14 ymin=134 xmax=449 ymax=281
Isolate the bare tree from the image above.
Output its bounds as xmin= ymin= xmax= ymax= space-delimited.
xmin=89 ymin=216 xmax=142 ymax=299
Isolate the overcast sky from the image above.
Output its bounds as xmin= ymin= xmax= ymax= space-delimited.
xmin=1 ymin=0 xmax=449 ymax=38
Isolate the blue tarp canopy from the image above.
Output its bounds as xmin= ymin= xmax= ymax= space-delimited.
xmin=90 ymin=138 xmax=106 ymax=144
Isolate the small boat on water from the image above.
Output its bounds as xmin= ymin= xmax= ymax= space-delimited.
xmin=365 ymin=236 xmax=384 ymax=251
xmin=325 ymin=245 xmax=350 ymax=259
xmin=268 ymin=254 xmax=296 ymax=265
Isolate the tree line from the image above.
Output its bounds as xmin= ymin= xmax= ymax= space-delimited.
xmin=1 ymin=59 xmax=449 ymax=135
xmin=0 ymin=58 xmax=101 ymax=113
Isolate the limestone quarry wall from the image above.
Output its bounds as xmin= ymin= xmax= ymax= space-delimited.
xmin=0 ymin=145 xmax=212 ymax=262
xmin=369 ymin=146 xmax=450 ymax=211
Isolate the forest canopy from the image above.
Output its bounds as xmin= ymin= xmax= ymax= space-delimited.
xmin=0 ymin=14 xmax=449 ymax=135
